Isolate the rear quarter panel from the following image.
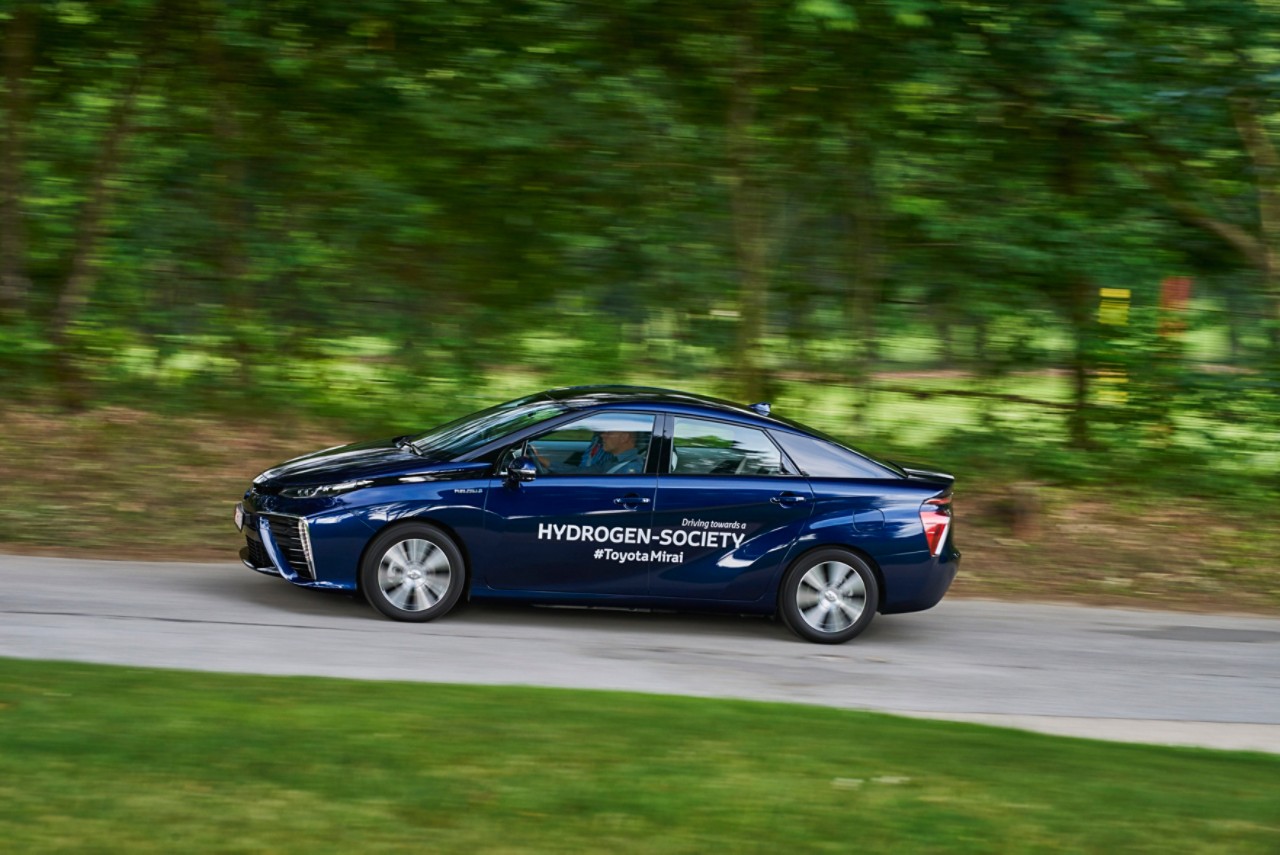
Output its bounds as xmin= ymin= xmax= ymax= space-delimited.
xmin=791 ymin=478 xmax=945 ymax=613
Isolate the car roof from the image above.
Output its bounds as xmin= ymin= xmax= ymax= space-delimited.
xmin=543 ymin=385 xmax=788 ymax=428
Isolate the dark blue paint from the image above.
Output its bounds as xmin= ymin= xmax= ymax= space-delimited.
xmin=647 ymin=474 xmax=813 ymax=602
xmin=479 ymin=473 xmax=656 ymax=594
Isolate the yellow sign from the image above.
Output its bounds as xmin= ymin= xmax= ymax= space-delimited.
xmin=1098 ymin=288 xmax=1130 ymax=326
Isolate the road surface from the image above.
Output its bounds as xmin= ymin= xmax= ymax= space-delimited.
xmin=2 ymin=555 xmax=1278 ymax=752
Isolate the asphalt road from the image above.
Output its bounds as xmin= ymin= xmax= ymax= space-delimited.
xmin=3 ymin=555 xmax=1279 ymax=753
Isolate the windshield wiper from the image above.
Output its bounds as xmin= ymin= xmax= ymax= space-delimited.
xmin=395 ymin=436 xmax=425 ymax=457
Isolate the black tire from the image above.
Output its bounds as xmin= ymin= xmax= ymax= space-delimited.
xmin=779 ymin=549 xmax=879 ymax=644
xmin=360 ymin=522 xmax=466 ymax=622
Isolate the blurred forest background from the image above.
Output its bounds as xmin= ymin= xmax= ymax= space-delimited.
xmin=0 ymin=1 xmax=1277 ymax=608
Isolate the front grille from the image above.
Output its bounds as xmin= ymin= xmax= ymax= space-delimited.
xmin=245 ymin=535 xmax=271 ymax=569
xmin=266 ymin=516 xmax=314 ymax=580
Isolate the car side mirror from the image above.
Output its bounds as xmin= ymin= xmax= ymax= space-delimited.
xmin=507 ymin=456 xmax=538 ymax=484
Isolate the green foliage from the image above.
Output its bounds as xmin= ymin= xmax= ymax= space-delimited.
xmin=0 ymin=0 xmax=1277 ymax=496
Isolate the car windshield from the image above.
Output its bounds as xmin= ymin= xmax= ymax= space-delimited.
xmin=410 ymin=393 xmax=565 ymax=459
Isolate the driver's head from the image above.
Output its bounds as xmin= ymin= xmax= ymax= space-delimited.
xmin=600 ymin=430 xmax=636 ymax=454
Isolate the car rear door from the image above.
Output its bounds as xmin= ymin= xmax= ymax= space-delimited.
xmin=647 ymin=414 xmax=813 ymax=603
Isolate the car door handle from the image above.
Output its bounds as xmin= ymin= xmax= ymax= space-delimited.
xmin=771 ymin=493 xmax=807 ymax=505
xmin=613 ymin=496 xmax=651 ymax=506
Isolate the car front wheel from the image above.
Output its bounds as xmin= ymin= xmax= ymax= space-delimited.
xmin=361 ymin=523 xmax=465 ymax=622
xmin=779 ymin=550 xmax=879 ymax=644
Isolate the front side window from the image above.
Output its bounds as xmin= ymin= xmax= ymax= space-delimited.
xmin=522 ymin=412 xmax=655 ymax=476
xmin=670 ymin=417 xmax=783 ymax=476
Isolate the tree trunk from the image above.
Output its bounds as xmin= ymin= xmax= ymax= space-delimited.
xmin=0 ymin=3 xmax=35 ymax=318
xmin=844 ymin=132 xmax=884 ymax=425
xmin=203 ymin=5 xmax=254 ymax=385
xmin=1066 ymin=277 xmax=1092 ymax=449
xmin=1056 ymin=122 xmax=1093 ymax=449
xmin=1231 ymin=97 xmax=1280 ymax=355
xmin=847 ymin=136 xmax=882 ymax=365
xmin=727 ymin=28 xmax=769 ymax=403
xmin=48 ymin=65 xmax=149 ymax=406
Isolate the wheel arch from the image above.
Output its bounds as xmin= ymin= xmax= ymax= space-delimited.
xmin=775 ymin=542 xmax=886 ymax=614
xmin=355 ymin=515 xmax=473 ymax=597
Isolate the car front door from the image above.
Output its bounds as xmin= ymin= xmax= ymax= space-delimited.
xmin=480 ymin=411 xmax=658 ymax=595
xmin=648 ymin=414 xmax=813 ymax=602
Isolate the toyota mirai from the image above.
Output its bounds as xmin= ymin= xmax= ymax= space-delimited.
xmin=235 ymin=385 xmax=958 ymax=643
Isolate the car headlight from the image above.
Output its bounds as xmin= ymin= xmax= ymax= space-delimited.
xmin=280 ymin=480 xmax=373 ymax=499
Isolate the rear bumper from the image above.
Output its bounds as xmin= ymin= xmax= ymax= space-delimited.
xmin=880 ymin=548 xmax=960 ymax=615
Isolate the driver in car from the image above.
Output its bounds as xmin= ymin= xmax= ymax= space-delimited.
xmin=531 ymin=429 xmax=644 ymax=475
xmin=584 ymin=429 xmax=644 ymax=475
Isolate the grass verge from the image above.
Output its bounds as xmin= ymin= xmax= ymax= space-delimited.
xmin=1 ymin=657 xmax=1278 ymax=853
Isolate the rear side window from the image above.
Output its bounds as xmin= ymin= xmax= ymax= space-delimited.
xmin=771 ymin=432 xmax=899 ymax=479
xmin=671 ymin=417 xmax=784 ymax=476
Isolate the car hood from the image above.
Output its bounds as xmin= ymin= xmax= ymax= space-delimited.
xmin=253 ymin=437 xmax=451 ymax=488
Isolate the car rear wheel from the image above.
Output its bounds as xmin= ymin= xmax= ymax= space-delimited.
xmin=779 ymin=550 xmax=879 ymax=644
xmin=361 ymin=523 xmax=465 ymax=622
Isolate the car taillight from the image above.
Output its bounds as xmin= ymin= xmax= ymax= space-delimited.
xmin=920 ymin=496 xmax=952 ymax=557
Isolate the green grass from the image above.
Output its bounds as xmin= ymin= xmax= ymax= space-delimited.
xmin=1 ymin=658 xmax=1277 ymax=853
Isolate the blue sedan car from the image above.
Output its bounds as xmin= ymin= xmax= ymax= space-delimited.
xmin=235 ymin=386 xmax=958 ymax=643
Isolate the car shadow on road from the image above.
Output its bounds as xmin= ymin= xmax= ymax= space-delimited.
xmin=214 ymin=565 xmax=915 ymax=646
xmin=453 ymin=602 xmax=915 ymax=649
xmin=452 ymin=599 xmax=792 ymax=641
xmin=196 ymin=567 xmax=371 ymax=622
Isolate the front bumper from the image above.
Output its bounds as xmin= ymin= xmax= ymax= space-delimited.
xmin=236 ymin=489 xmax=373 ymax=591
xmin=236 ymin=502 xmax=318 ymax=583
xmin=239 ymin=542 xmax=281 ymax=577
